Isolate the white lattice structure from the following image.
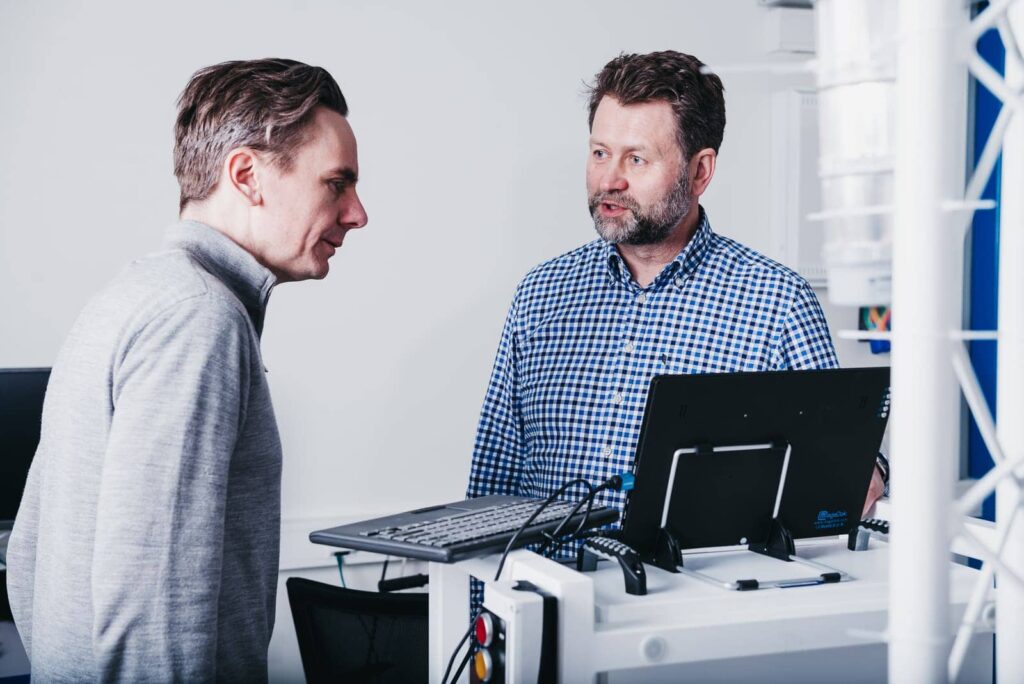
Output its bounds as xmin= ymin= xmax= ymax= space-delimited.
xmin=816 ymin=1 xmax=1024 ymax=681
xmin=946 ymin=4 xmax=1024 ymax=682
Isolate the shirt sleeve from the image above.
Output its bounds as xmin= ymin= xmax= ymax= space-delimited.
xmin=774 ymin=282 xmax=839 ymax=370
xmin=90 ymin=297 xmax=251 ymax=682
xmin=466 ymin=294 xmax=526 ymax=498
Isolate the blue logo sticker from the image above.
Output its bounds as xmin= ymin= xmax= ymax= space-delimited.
xmin=814 ymin=509 xmax=848 ymax=530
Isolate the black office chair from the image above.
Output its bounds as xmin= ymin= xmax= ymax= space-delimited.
xmin=286 ymin=577 xmax=428 ymax=684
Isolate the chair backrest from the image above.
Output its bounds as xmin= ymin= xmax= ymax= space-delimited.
xmin=0 ymin=367 xmax=50 ymax=525
xmin=286 ymin=577 xmax=428 ymax=684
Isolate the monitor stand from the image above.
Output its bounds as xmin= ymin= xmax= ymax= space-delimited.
xmin=651 ymin=441 xmax=850 ymax=590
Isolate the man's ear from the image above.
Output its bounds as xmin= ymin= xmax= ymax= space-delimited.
xmin=690 ymin=148 xmax=717 ymax=198
xmin=225 ymin=147 xmax=262 ymax=206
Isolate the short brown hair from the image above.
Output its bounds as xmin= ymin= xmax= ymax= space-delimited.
xmin=587 ymin=51 xmax=725 ymax=159
xmin=173 ymin=58 xmax=347 ymax=211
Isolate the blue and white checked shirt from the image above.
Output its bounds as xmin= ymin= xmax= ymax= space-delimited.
xmin=466 ymin=208 xmax=838 ymax=516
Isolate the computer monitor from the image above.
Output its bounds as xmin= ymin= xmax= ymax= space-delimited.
xmin=620 ymin=367 xmax=890 ymax=563
xmin=0 ymin=368 xmax=50 ymax=525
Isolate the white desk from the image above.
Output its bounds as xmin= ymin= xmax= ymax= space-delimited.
xmin=429 ymin=537 xmax=994 ymax=683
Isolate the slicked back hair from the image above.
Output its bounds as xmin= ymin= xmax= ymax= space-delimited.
xmin=586 ymin=51 xmax=725 ymax=161
xmin=174 ymin=58 xmax=347 ymax=211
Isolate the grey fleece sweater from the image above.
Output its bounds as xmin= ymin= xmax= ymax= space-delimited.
xmin=6 ymin=221 xmax=283 ymax=682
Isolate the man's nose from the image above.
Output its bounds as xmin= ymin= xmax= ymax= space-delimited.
xmin=599 ymin=163 xmax=628 ymax=193
xmin=341 ymin=191 xmax=368 ymax=229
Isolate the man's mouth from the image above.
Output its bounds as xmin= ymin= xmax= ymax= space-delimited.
xmin=591 ymin=191 xmax=636 ymax=216
xmin=600 ymin=201 xmax=628 ymax=217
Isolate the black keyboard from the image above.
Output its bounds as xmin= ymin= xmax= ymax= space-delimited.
xmin=309 ymin=495 xmax=620 ymax=563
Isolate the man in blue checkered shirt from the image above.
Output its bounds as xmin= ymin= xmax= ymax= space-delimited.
xmin=467 ymin=51 xmax=886 ymax=530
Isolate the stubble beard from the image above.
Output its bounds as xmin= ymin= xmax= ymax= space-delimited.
xmin=589 ymin=172 xmax=693 ymax=246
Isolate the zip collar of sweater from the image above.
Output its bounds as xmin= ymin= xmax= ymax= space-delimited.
xmin=164 ymin=220 xmax=277 ymax=336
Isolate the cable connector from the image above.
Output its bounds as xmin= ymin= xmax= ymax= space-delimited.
xmin=608 ymin=472 xmax=636 ymax=492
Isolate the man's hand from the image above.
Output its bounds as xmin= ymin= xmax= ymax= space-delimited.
xmin=862 ymin=466 xmax=886 ymax=519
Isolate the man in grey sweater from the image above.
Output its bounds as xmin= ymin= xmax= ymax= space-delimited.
xmin=6 ymin=58 xmax=367 ymax=681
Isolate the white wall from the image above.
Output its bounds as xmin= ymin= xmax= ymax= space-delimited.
xmin=0 ymin=1 xmax=887 ymax=681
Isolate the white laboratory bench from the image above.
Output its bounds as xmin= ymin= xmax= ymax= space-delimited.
xmin=429 ymin=536 xmax=993 ymax=683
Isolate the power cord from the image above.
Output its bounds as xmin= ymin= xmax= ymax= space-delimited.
xmin=493 ymin=477 xmax=592 ymax=582
xmin=442 ymin=472 xmax=634 ymax=683
xmin=440 ymin=608 xmax=480 ymax=684
xmin=444 ymin=479 xmax=592 ymax=684
xmin=538 ymin=473 xmax=635 ymax=558
xmin=535 ymin=489 xmax=596 ymax=557
xmin=449 ymin=646 xmax=474 ymax=683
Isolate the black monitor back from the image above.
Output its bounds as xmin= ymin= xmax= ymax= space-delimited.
xmin=621 ymin=367 xmax=890 ymax=557
xmin=1 ymin=368 xmax=50 ymax=523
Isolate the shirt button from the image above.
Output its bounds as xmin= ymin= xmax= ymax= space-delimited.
xmin=611 ymin=392 xmax=624 ymax=405
xmin=637 ymin=292 xmax=647 ymax=304
xmin=602 ymin=445 xmax=613 ymax=457
xmin=675 ymin=276 xmax=685 ymax=287
xmin=623 ymin=341 xmax=634 ymax=353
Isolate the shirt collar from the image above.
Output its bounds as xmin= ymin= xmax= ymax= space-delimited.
xmin=604 ymin=206 xmax=714 ymax=288
xmin=163 ymin=220 xmax=277 ymax=335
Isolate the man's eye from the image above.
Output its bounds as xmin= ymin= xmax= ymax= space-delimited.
xmin=592 ymin=149 xmax=607 ymax=160
xmin=630 ymin=155 xmax=645 ymax=165
xmin=328 ymin=180 xmax=348 ymax=194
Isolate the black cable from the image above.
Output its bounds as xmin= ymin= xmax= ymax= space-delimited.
xmin=535 ymin=483 xmax=595 ymax=555
xmin=549 ymin=492 xmax=599 ymax=558
xmin=541 ymin=479 xmax=619 ymax=558
xmin=444 ymin=482 xmax=587 ymax=683
xmin=493 ymin=477 xmax=591 ymax=582
xmin=572 ymin=481 xmax=617 ymax=536
xmin=567 ymin=481 xmax=610 ymax=538
xmin=441 ymin=609 xmax=479 ymax=684
xmin=450 ymin=647 xmax=473 ymax=684
xmin=379 ymin=557 xmax=390 ymax=585
xmin=444 ymin=474 xmax=629 ymax=682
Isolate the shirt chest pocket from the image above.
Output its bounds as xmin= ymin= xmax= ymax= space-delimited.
xmin=654 ymin=340 xmax=767 ymax=376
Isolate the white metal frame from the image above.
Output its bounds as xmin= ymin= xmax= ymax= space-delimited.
xmin=992 ymin=7 xmax=1024 ymax=682
xmin=888 ymin=1 xmax=962 ymax=679
xmin=884 ymin=1 xmax=1024 ymax=681
xmin=799 ymin=2 xmax=1024 ymax=679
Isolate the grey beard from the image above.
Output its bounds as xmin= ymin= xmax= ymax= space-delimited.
xmin=589 ymin=174 xmax=692 ymax=246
